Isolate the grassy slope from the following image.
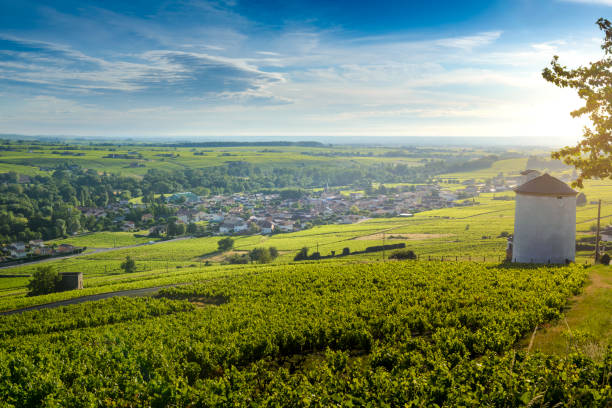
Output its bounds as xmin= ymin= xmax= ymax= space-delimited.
xmin=47 ymin=231 xmax=158 ymax=248
xmin=526 ymin=264 xmax=611 ymax=360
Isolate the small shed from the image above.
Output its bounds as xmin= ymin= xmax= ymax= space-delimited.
xmin=512 ymin=173 xmax=577 ymax=264
xmin=58 ymin=272 xmax=83 ymax=291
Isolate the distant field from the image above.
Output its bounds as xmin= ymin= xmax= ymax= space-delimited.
xmin=439 ymin=157 xmax=528 ymax=181
xmin=0 ymin=153 xmax=609 ymax=300
xmin=0 ymin=143 xmax=453 ymax=178
xmin=47 ymin=231 xmax=158 ymax=248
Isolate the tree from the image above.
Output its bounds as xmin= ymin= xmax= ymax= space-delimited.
xmin=27 ymin=265 xmax=61 ymax=296
xmin=248 ymin=222 xmax=261 ymax=234
xmin=542 ymin=18 xmax=612 ymax=187
xmin=120 ymin=256 xmax=136 ymax=273
xmin=294 ymin=247 xmax=309 ymax=261
xmin=226 ymin=253 xmax=250 ymax=264
xmin=218 ymin=237 xmax=234 ymax=252
xmin=269 ymin=247 xmax=279 ymax=259
xmin=249 ymin=247 xmax=271 ymax=264
xmin=389 ymin=249 xmax=417 ymax=260
xmin=186 ymin=222 xmax=198 ymax=235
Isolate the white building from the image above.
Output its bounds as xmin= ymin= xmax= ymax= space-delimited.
xmin=601 ymin=226 xmax=612 ymax=242
xmin=512 ymin=173 xmax=577 ymax=264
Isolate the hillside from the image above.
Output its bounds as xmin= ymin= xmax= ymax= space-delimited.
xmin=1 ymin=261 xmax=610 ymax=406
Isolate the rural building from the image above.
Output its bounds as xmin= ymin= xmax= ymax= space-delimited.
xmin=258 ymin=220 xmax=275 ymax=234
xmin=219 ymin=219 xmax=248 ymax=234
xmin=141 ymin=213 xmax=154 ymax=222
xmin=512 ymin=173 xmax=577 ymax=264
xmin=56 ymin=244 xmax=77 ymax=254
xmin=602 ymin=226 xmax=612 ymax=242
xmin=33 ymin=246 xmax=53 ymax=256
xmin=122 ymin=221 xmax=136 ymax=231
xmin=58 ymin=272 xmax=83 ymax=291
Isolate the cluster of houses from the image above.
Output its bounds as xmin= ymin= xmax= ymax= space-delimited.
xmin=0 ymin=240 xmax=80 ymax=262
xmin=141 ymin=186 xmax=473 ymax=237
xmin=72 ymin=184 xmax=478 ymax=238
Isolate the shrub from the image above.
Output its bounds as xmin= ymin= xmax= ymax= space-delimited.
xmin=226 ymin=254 xmax=250 ymax=264
xmin=218 ymin=237 xmax=234 ymax=252
xmin=120 ymin=256 xmax=136 ymax=273
xmin=249 ymin=248 xmax=271 ymax=264
xmin=27 ymin=265 xmax=61 ymax=296
xmin=342 ymin=247 xmax=351 ymax=256
xmin=268 ymin=247 xmax=279 ymax=259
xmin=601 ymin=253 xmax=610 ymax=265
xmin=309 ymin=252 xmax=321 ymax=260
xmin=389 ymin=249 xmax=417 ymax=260
xmin=294 ymin=247 xmax=309 ymax=261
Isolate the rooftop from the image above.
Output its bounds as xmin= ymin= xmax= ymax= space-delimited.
xmin=513 ymin=173 xmax=578 ymax=196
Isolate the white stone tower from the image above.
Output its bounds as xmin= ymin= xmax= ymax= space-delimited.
xmin=512 ymin=173 xmax=577 ymax=264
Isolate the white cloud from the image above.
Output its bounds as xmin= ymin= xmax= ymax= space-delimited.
xmin=0 ymin=3 xmax=596 ymax=141
xmin=433 ymin=31 xmax=503 ymax=50
xmin=559 ymin=0 xmax=612 ymax=5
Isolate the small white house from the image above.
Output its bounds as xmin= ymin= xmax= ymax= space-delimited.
xmin=10 ymin=248 xmax=27 ymax=258
xmin=277 ymin=221 xmax=294 ymax=232
xmin=512 ymin=173 xmax=577 ymax=264
xmin=601 ymin=226 xmax=612 ymax=242
xmin=219 ymin=219 xmax=248 ymax=234
xmin=258 ymin=220 xmax=275 ymax=234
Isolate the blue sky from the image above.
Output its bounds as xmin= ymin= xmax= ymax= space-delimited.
xmin=0 ymin=0 xmax=611 ymax=142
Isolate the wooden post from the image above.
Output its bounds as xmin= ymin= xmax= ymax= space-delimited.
xmin=595 ymin=199 xmax=601 ymax=263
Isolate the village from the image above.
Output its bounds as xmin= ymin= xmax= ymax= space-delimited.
xmin=1 ymin=168 xmax=609 ymax=264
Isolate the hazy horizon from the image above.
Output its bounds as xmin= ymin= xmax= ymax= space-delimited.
xmin=1 ymin=0 xmax=609 ymax=143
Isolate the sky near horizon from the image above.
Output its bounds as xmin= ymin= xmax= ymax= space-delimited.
xmin=0 ymin=0 xmax=610 ymax=143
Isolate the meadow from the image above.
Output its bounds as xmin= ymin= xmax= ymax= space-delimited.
xmin=47 ymin=231 xmax=159 ymax=248
xmin=0 ymin=143 xmax=453 ymax=178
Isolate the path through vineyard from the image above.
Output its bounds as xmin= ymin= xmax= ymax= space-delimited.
xmin=527 ymin=265 xmax=611 ymax=359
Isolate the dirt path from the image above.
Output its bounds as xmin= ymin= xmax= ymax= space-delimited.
xmin=0 ymin=284 xmax=186 ymax=315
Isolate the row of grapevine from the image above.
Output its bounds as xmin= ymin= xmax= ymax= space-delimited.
xmin=0 ymin=261 xmax=609 ymax=406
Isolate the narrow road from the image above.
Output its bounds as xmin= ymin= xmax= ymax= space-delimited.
xmin=0 ymin=284 xmax=182 ymax=315
xmin=0 ymin=236 xmax=194 ymax=271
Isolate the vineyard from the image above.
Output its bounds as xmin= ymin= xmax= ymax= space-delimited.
xmin=0 ymin=261 xmax=609 ymax=406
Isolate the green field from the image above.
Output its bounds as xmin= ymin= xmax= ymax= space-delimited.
xmin=47 ymin=231 xmax=159 ymax=248
xmin=1 ymin=174 xmax=609 ymax=301
xmin=0 ymin=143 xmax=458 ymax=178
xmin=1 ymin=260 xmax=609 ymax=406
